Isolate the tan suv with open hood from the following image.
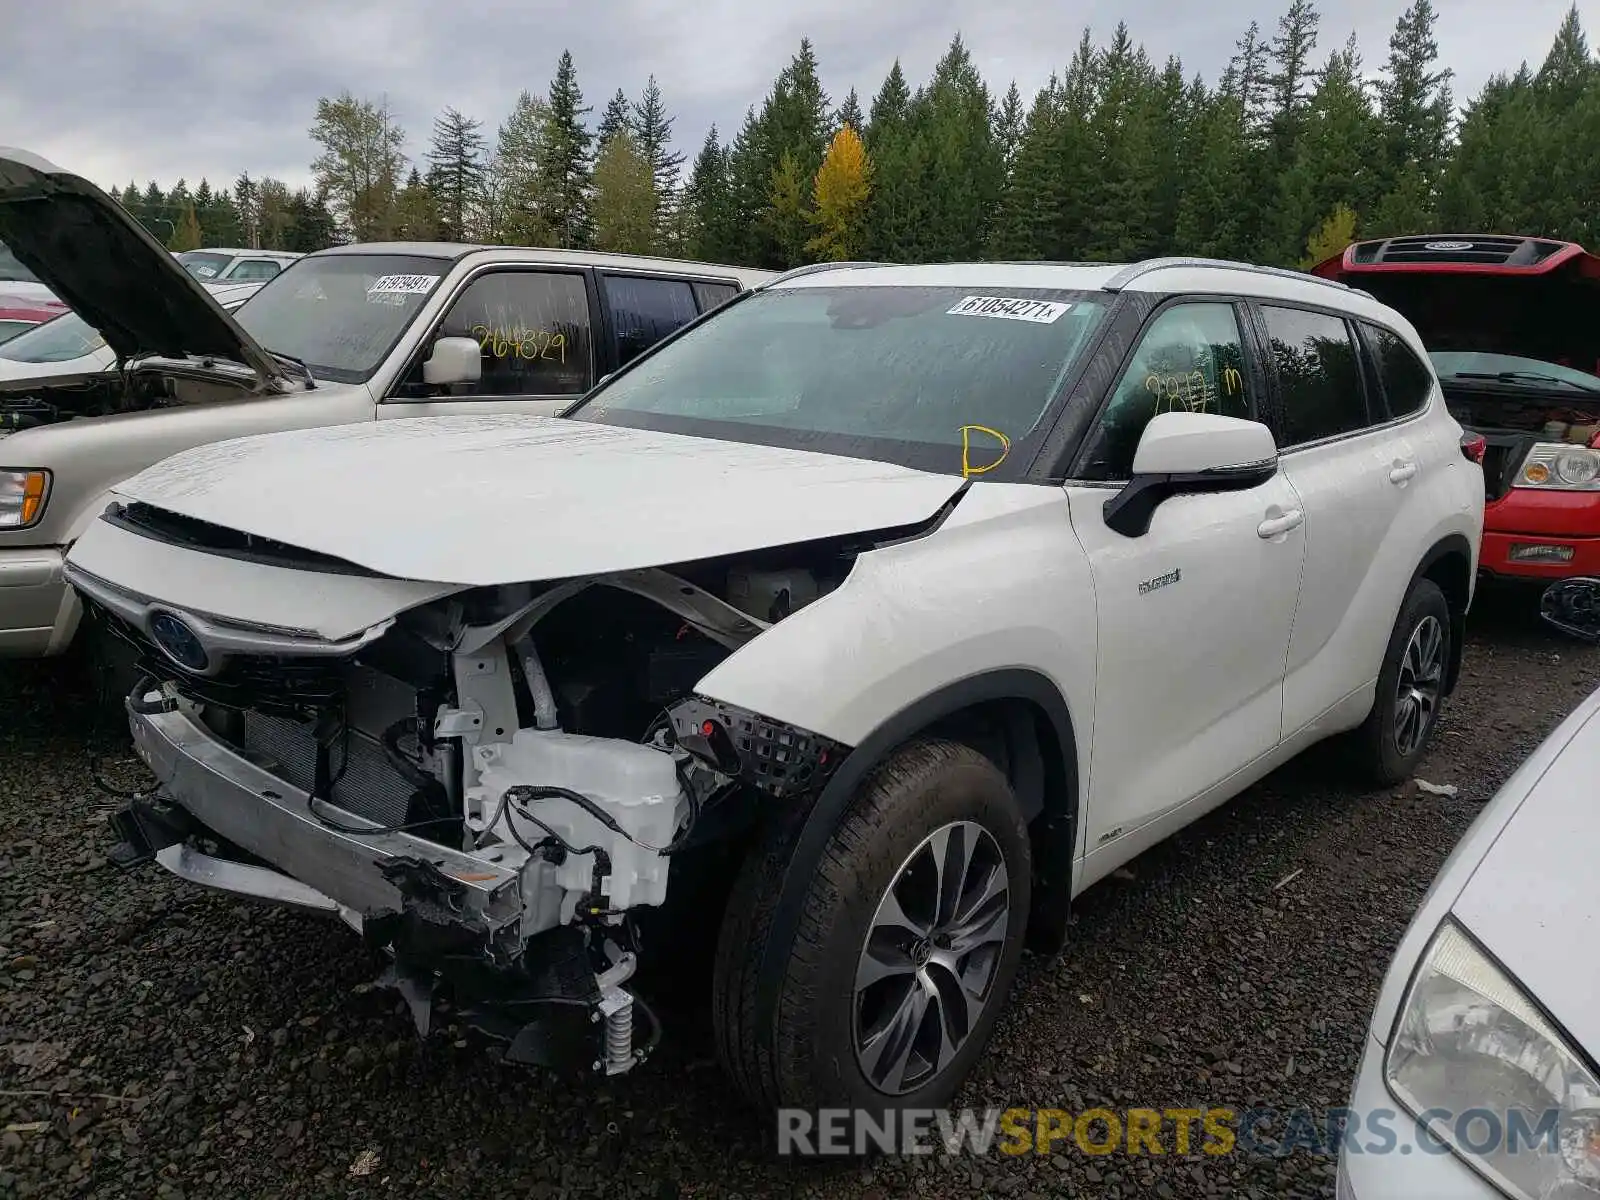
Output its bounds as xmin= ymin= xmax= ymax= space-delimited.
xmin=0 ymin=147 xmax=772 ymax=659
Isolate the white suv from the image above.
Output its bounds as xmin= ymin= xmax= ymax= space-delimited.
xmin=62 ymin=258 xmax=1483 ymax=1116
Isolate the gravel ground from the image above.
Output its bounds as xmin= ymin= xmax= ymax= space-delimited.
xmin=2 ymin=587 xmax=1597 ymax=1200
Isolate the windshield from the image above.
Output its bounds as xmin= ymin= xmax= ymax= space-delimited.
xmin=177 ymin=251 xmax=234 ymax=281
xmin=1430 ymin=350 xmax=1600 ymax=390
xmin=0 ymin=242 xmax=40 ymax=285
xmin=0 ymin=310 xmax=104 ymax=363
xmin=568 ymin=285 xmax=1110 ymax=478
xmin=231 ymin=253 xmax=449 ymax=383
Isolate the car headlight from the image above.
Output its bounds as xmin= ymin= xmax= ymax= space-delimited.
xmin=1518 ymin=443 xmax=1600 ymax=490
xmin=0 ymin=468 xmax=49 ymax=528
xmin=1385 ymin=920 xmax=1600 ymax=1198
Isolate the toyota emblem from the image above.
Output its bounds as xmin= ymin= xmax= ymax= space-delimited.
xmin=149 ymin=611 xmax=210 ymax=673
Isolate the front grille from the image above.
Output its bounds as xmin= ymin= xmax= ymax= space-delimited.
xmin=106 ymin=501 xmax=382 ymax=578
xmin=96 ymin=603 xmax=344 ymax=718
xmin=237 ymin=710 xmax=418 ymax=828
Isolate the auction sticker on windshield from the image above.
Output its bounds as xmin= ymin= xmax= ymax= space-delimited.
xmin=947 ymin=295 xmax=1073 ymax=324
xmin=367 ymin=274 xmax=439 ymax=296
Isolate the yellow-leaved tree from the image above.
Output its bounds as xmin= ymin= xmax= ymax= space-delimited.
xmin=169 ymin=201 xmax=204 ymax=252
xmin=1300 ymin=204 xmax=1358 ymax=270
xmin=807 ymin=125 xmax=872 ymax=263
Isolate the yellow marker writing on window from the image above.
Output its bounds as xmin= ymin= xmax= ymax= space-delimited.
xmin=960 ymin=424 xmax=1012 ymax=479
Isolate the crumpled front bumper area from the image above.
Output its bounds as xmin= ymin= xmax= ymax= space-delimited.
xmin=123 ymin=695 xmax=651 ymax=1076
xmin=127 ymin=700 xmax=526 ymax=947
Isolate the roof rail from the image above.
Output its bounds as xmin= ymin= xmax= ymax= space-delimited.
xmin=1103 ymin=256 xmax=1362 ymax=295
xmin=762 ymin=260 xmax=891 ymax=287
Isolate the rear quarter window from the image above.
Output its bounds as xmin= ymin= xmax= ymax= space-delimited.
xmin=692 ymin=281 xmax=740 ymax=313
xmin=1367 ymin=324 xmax=1433 ymax=419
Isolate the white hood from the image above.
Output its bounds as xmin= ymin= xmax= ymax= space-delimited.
xmin=111 ymin=414 xmax=968 ymax=586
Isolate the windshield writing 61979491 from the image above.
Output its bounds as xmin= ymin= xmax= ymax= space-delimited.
xmin=230 ymin=254 xmax=447 ymax=384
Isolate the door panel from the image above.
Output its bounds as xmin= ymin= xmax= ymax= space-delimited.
xmin=1068 ymin=478 xmax=1306 ymax=849
xmin=1068 ymin=298 xmax=1304 ymax=852
xmin=1256 ymin=303 xmax=1418 ymax=733
xmin=1277 ymin=429 xmax=1418 ymax=732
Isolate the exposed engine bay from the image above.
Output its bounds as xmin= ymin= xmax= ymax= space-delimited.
xmin=0 ymin=364 xmax=256 ymax=431
xmin=1444 ymin=389 xmax=1600 ymax=502
xmin=82 ymin=503 xmax=881 ymax=1078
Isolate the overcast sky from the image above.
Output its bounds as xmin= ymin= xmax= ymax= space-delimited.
xmin=2 ymin=0 xmax=1594 ymax=195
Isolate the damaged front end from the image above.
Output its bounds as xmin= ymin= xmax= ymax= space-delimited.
xmin=1541 ymin=576 xmax=1600 ymax=641
xmin=66 ymin=527 xmax=858 ymax=1078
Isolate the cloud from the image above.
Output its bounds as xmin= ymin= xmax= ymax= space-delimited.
xmin=0 ymin=0 xmax=1586 ymax=194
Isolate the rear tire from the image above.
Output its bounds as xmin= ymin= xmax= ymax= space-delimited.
xmin=712 ymin=739 xmax=1031 ymax=1118
xmin=1350 ymin=577 xmax=1452 ymax=785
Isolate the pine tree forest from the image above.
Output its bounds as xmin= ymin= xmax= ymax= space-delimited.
xmin=111 ymin=3 xmax=1600 ymax=273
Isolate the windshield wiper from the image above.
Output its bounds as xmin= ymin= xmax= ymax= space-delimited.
xmin=265 ymin=347 xmax=316 ymax=389
xmin=1449 ymin=370 xmax=1600 ymax=394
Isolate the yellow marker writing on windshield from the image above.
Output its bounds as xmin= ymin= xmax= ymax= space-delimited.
xmin=960 ymin=425 xmax=1012 ymax=479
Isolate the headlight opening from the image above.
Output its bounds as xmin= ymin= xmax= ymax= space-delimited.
xmin=1384 ymin=919 xmax=1600 ymax=1199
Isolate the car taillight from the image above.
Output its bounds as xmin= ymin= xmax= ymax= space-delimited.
xmin=1460 ymin=432 xmax=1487 ymax=464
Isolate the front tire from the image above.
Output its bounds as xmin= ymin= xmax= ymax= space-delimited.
xmin=712 ymin=739 xmax=1032 ymax=1117
xmin=1351 ymin=577 xmax=1452 ymax=785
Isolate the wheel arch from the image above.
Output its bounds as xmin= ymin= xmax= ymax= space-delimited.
xmin=1413 ymin=533 xmax=1474 ymax=694
xmin=753 ymin=668 xmax=1081 ymax=1026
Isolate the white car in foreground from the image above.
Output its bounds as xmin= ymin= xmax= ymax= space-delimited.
xmin=1339 ymin=683 xmax=1600 ymax=1199
xmin=66 ymin=257 xmax=1482 ymax=1115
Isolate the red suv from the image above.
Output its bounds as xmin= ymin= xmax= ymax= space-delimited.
xmin=1313 ymin=235 xmax=1600 ymax=639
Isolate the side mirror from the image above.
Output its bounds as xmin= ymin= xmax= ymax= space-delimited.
xmin=422 ymin=336 xmax=482 ymax=386
xmin=1103 ymin=412 xmax=1279 ymax=538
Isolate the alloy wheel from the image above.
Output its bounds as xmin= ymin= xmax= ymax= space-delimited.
xmin=1394 ymin=614 xmax=1444 ymax=758
xmin=852 ymin=820 xmax=1011 ymax=1095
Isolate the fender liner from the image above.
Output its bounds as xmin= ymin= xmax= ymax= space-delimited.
xmin=753 ymin=668 xmax=1080 ymax=1026
xmin=1412 ymin=533 xmax=1474 ymax=694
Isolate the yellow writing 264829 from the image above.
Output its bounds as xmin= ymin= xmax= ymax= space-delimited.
xmin=470 ymin=324 xmax=567 ymax=363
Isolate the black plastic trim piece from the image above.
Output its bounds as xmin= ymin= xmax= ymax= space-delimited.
xmin=667 ymin=694 xmax=849 ymax=800
xmin=1102 ymin=460 xmax=1279 ymax=538
xmin=102 ymin=501 xmax=387 ymax=579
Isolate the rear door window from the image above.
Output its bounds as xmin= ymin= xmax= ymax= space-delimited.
xmin=601 ymin=274 xmax=700 ymax=368
xmin=1261 ymin=305 xmax=1370 ymax=447
xmin=1366 ymin=324 xmax=1433 ymax=419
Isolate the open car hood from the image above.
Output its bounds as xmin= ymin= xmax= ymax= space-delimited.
xmin=0 ymin=148 xmax=282 ymax=386
xmin=104 ymin=414 xmax=969 ymax=587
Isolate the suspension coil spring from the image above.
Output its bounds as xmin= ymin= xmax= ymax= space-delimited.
xmin=603 ymin=990 xmax=634 ymax=1074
